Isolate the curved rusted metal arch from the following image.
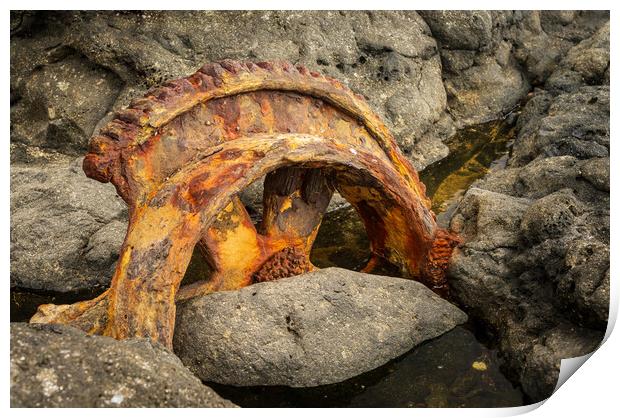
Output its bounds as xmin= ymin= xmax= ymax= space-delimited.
xmin=31 ymin=61 xmax=459 ymax=348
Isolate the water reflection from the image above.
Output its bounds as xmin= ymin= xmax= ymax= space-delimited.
xmin=310 ymin=116 xmax=517 ymax=271
xmin=420 ymin=117 xmax=516 ymax=214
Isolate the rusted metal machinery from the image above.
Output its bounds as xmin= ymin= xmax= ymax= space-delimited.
xmin=31 ymin=60 xmax=459 ymax=348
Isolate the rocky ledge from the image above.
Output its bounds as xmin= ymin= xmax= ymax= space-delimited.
xmin=447 ymin=22 xmax=609 ymax=403
xmin=174 ymin=268 xmax=467 ymax=387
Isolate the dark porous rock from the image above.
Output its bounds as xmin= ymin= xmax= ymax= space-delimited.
xmin=519 ymin=189 xmax=583 ymax=244
xmin=420 ymin=11 xmax=494 ymax=51
xmin=10 ymin=159 xmax=128 ymax=294
xmin=10 ymin=10 xmax=453 ymax=171
xmin=511 ymin=11 xmax=608 ymax=87
xmin=545 ymin=21 xmax=609 ymax=93
xmin=419 ymin=11 xmax=608 ymax=126
xmin=174 ymin=267 xmax=467 ymax=387
xmin=511 ymin=86 xmax=609 ymax=167
xmin=580 ymin=157 xmax=609 ymax=192
xmin=447 ymin=59 xmax=608 ymax=402
xmin=11 ymin=50 xmax=122 ymax=160
xmin=519 ymin=324 xmax=601 ymax=400
xmin=10 ymin=323 xmax=236 ymax=407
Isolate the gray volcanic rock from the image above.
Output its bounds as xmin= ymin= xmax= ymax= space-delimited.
xmin=11 ymin=53 xmax=122 ymax=157
xmin=511 ymin=86 xmax=609 ymax=166
xmin=10 ymin=10 xmax=452 ymax=171
xmin=419 ymin=10 xmax=608 ymax=126
xmin=447 ymin=58 xmax=609 ymax=402
xmin=419 ymin=11 xmax=494 ymax=51
xmin=512 ymin=11 xmax=608 ymax=86
xmin=545 ymin=21 xmax=610 ymax=93
xmin=173 ymin=267 xmax=467 ymax=387
xmin=10 ymin=159 xmax=128 ymax=293
xmin=10 ymin=323 xmax=236 ymax=408
xmin=420 ymin=11 xmax=530 ymax=125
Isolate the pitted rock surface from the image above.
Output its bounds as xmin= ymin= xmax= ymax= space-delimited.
xmin=10 ymin=323 xmax=236 ymax=407
xmin=174 ymin=267 xmax=467 ymax=387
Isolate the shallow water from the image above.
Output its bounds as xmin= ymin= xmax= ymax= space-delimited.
xmin=420 ymin=117 xmax=516 ymax=214
xmin=310 ymin=116 xmax=517 ymax=271
xmin=209 ymin=325 xmax=523 ymax=408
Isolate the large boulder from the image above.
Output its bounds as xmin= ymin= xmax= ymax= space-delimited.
xmin=174 ymin=267 xmax=467 ymax=387
xmin=10 ymin=323 xmax=236 ymax=407
xmin=10 ymin=159 xmax=128 ymax=294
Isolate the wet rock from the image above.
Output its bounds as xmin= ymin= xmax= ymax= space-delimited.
xmin=449 ymin=185 xmax=607 ymax=401
xmin=214 ymin=326 xmax=524 ymax=407
xmin=408 ymin=113 xmax=454 ymax=170
xmin=10 ymin=159 xmax=127 ymax=294
xmin=10 ymin=323 xmax=236 ymax=407
xmin=519 ymin=324 xmax=601 ymax=400
xmin=174 ymin=267 xmax=467 ymax=387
